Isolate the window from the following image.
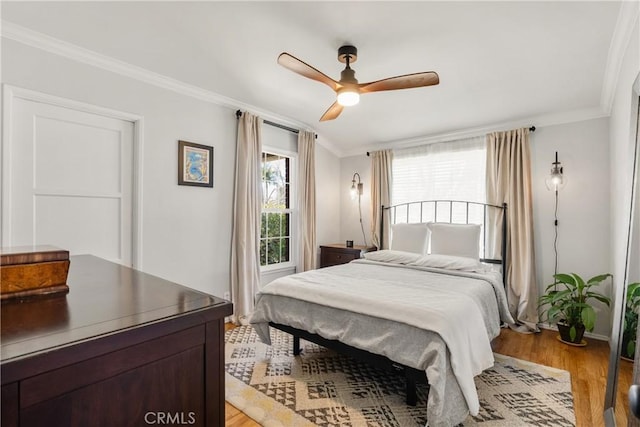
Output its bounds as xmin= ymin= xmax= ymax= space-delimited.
xmin=261 ymin=151 xmax=293 ymax=268
xmin=392 ymin=137 xmax=486 ymax=224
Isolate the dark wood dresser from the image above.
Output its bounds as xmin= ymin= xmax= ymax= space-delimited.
xmin=1 ymin=255 xmax=233 ymax=427
xmin=319 ymin=244 xmax=377 ymax=268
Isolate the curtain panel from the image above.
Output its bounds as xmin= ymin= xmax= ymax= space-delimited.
xmin=231 ymin=112 xmax=263 ymax=325
xmin=486 ymin=127 xmax=539 ymax=332
xmin=370 ymin=150 xmax=393 ymax=249
xmin=298 ymin=130 xmax=317 ymax=271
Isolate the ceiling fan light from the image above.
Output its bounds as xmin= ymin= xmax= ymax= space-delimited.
xmin=337 ymin=89 xmax=360 ymax=107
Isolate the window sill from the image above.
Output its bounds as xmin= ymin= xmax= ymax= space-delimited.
xmin=260 ymin=264 xmax=296 ymax=275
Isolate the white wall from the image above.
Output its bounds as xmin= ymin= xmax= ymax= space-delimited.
xmin=338 ymin=118 xmax=614 ymax=335
xmin=530 ymin=118 xmax=611 ymax=336
xmin=1 ymin=38 xmax=341 ymax=299
xmin=315 ymin=140 xmax=342 ymax=248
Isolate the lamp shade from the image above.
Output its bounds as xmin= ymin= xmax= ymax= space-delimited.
xmin=545 ymin=152 xmax=566 ymax=191
xmin=545 ymin=170 xmax=566 ymax=191
xmin=350 ymin=172 xmax=363 ymax=200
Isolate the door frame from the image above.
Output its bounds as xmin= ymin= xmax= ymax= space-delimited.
xmin=1 ymin=84 xmax=145 ymax=269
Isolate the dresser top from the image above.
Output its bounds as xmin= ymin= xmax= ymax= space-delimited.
xmin=1 ymin=255 xmax=231 ymax=363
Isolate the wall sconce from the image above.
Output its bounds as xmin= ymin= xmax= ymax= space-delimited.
xmin=350 ymin=172 xmax=363 ymax=200
xmin=545 ymin=151 xmax=566 ymax=191
xmin=546 ymin=151 xmax=566 ymax=283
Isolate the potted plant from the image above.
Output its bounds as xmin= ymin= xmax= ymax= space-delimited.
xmin=622 ymin=282 xmax=640 ymax=360
xmin=539 ymin=273 xmax=612 ymax=345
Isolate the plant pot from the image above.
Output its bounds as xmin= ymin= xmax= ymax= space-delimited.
xmin=622 ymin=334 xmax=636 ymax=361
xmin=557 ymin=322 xmax=586 ymax=345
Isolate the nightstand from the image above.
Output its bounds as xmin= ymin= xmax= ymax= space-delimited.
xmin=319 ymin=244 xmax=377 ymax=268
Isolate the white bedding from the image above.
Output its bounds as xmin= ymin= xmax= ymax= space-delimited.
xmin=250 ymin=258 xmax=514 ymax=426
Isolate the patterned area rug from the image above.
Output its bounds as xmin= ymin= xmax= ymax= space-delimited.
xmin=225 ymin=325 xmax=575 ymax=426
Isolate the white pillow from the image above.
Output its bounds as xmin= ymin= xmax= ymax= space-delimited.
xmin=410 ymin=254 xmax=486 ymax=272
xmin=427 ymin=222 xmax=481 ymax=260
xmin=363 ymin=250 xmax=422 ymax=265
xmin=390 ymin=223 xmax=430 ymax=254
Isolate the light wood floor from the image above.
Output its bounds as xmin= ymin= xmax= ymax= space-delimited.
xmin=224 ymin=324 xmax=633 ymax=427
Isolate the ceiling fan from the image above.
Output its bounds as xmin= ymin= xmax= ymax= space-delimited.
xmin=278 ymin=45 xmax=439 ymax=122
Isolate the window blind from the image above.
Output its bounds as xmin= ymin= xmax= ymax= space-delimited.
xmin=392 ymin=136 xmax=486 ymax=224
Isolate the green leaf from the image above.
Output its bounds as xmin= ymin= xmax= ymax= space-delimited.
xmin=628 ymin=283 xmax=640 ymax=300
xmin=539 ymin=290 xmax=559 ymax=300
xmin=545 ymin=283 xmax=558 ymax=291
xmin=573 ymin=273 xmax=586 ymax=291
xmin=581 ymin=306 xmax=596 ymax=331
xmin=585 ymin=292 xmax=611 ymax=306
xmin=570 ymin=325 xmax=577 ymax=342
xmin=569 ymin=302 xmax=592 ymax=310
xmin=588 ymin=273 xmax=612 ymax=285
xmin=546 ymin=306 xmax=562 ymax=321
xmin=628 ymin=340 xmax=636 ymax=358
xmin=554 ymin=273 xmax=577 ymax=287
xmin=550 ymin=290 xmax=572 ymax=303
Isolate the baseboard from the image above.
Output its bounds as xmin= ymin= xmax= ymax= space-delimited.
xmin=538 ymin=323 xmax=610 ymax=342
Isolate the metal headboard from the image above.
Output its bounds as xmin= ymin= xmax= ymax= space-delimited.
xmin=381 ymin=200 xmax=508 ymax=288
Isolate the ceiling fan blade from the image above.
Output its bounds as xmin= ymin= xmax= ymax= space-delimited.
xmin=359 ymin=71 xmax=439 ymax=93
xmin=278 ymin=53 xmax=339 ymax=91
xmin=319 ymin=102 xmax=344 ymax=122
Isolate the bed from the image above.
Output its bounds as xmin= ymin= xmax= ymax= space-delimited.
xmin=249 ymin=200 xmax=514 ymax=427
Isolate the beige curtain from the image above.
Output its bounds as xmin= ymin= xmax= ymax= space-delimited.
xmin=370 ymin=150 xmax=393 ymax=249
xmin=298 ymin=130 xmax=316 ymax=271
xmin=231 ymin=112 xmax=262 ymax=325
xmin=486 ymin=127 xmax=539 ymax=332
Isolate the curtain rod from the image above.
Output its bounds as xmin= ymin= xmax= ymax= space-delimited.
xmin=366 ymin=125 xmax=536 ymax=156
xmin=235 ymin=110 xmax=316 ymax=139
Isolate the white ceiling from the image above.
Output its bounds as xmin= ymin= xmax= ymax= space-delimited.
xmin=1 ymin=1 xmax=623 ymax=156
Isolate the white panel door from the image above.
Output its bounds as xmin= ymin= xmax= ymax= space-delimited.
xmin=6 ymin=96 xmax=134 ymax=266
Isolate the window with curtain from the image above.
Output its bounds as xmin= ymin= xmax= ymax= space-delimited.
xmin=392 ymin=137 xmax=486 ymax=224
xmin=261 ymin=151 xmax=294 ymax=268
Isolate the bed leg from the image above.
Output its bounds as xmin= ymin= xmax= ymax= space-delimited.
xmin=405 ymin=370 xmax=417 ymax=406
xmin=293 ymin=335 xmax=301 ymax=355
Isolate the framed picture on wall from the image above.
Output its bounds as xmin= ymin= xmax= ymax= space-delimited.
xmin=178 ymin=140 xmax=214 ymax=187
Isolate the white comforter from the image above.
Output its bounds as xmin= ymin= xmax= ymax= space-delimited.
xmin=250 ymin=259 xmax=513 ymax=426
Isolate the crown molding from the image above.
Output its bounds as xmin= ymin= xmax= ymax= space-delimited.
xmin=601 ymin=1 xmax=640 ymax=114
xmin=342 ymin=106 xmax=609 ymax=158
xmin=0 ymin=20 xmax=344 ymax=154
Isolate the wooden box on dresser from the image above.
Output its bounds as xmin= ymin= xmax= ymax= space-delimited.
xmin=0 ymin=255 xmax=233 ymax=427
xmin=319 ymin=244 xmax=377 ymax=268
